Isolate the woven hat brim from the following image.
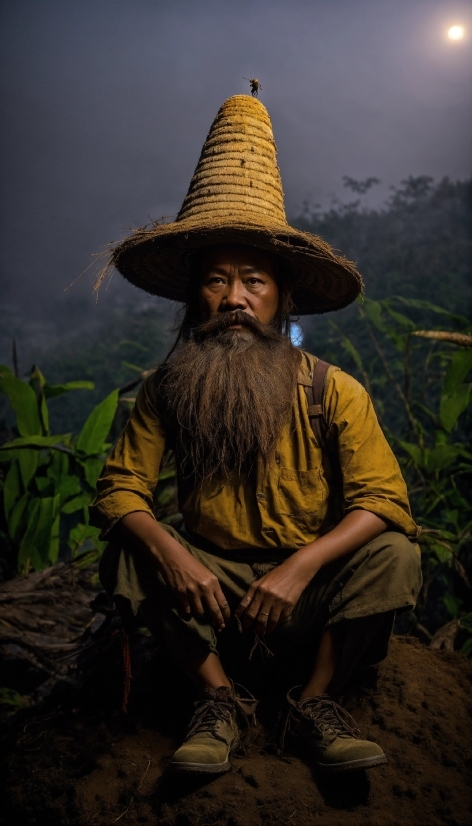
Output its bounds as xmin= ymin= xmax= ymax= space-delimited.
xmin=111 ymin=219 xmax=363 ymax=315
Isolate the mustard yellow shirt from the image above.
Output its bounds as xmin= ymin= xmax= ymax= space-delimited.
xmin=89 ymin=351 xmax=419 ymax=548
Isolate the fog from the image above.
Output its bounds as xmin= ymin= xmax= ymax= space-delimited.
xmin=1 ymin=0 xmax=471 ymax=360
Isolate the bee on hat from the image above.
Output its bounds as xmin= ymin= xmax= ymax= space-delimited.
xmin=243 ymin=77 xmax=261 ymax=97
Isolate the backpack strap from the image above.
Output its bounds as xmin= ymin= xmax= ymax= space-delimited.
xmin=304 ymin=358 xmax=344 ymax=519
xmin=304 ymin=358 xmax=331 ymax=451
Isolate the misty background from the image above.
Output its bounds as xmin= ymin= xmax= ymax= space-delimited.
xmin=1 ymin=0 xmax=471 ymax=422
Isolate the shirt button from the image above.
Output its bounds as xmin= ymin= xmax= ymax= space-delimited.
xmin=275 ymin=455 xmax=280 ymax=464
xmin=257 ymin=492 xmax=265 ymax=500
xmin=262 ymin=527 xmax=274 ymax=533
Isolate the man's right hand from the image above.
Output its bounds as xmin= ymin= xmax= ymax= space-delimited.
xmin=119 ymin=512 xmax=230 ymax=630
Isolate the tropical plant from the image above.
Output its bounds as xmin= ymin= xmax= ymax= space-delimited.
xmin=320 ymin=296 xmax=472 ymax=648
xmin=0 ymin=364 xmax=119 ymax=573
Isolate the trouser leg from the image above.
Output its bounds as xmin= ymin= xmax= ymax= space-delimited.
xmin=100 ymin=528 xmax=422 ymax=688
xmin=328 ymin=611 xmax=395 ymax=695
xmin=282 ymin=531 xmax=422 ymax=690
xmin=99 ymin=524 xmax=264 ymax=671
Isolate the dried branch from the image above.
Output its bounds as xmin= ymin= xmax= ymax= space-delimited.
xmin=412 ymin=331 xmax=472 ymax=348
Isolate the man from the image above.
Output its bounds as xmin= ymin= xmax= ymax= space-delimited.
xmin=91 ymin=94 xmax=422 ymax=776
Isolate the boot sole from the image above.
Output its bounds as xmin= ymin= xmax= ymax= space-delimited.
xmin=171 ymin=759 xmax=231 ymax=774
xmin=317 ymin=753 xmax=388 ymax=772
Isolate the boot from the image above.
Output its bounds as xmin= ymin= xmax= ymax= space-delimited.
xmin=171 ymin=685 xmax=257 ymax=774
xmin=284 ymin=688 xmax=387 ymax=772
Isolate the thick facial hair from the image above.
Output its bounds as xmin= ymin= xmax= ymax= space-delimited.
xmin=160 ymin=310 xmax=301 ymax=480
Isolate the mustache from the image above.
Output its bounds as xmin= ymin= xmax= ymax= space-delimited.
xmin=192 ymin=310 xmax=283 ymax=342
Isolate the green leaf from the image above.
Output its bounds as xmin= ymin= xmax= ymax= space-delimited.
xmin=0 ymin=364 xmax=14 ymax=377
xmin=443 ymin=593 xmax=463 ymax=618
xmin=393 ymin=297 xmax=471 ymax=329
xmin=460 ymin=637 xmax=472 ymax=657
xmin=48 ymin=509 xmax=61 ymax=564
xmin=61 ymin=492 xmax=93 ymax=514
xmin=81 ymin=457 xmax=104 ymax=488
xmin=0 ymin=688 xmax=27 ymax=708
xmin=68 ymin=522 xmax=106 ymax=556
xmin=121 ymin=361 xmax=145 ymax=373
xmin=459 ymin=613 xmax=472 ymax=633
xmin=47 ymin=451 xmax=69 ymax=482
xmin=17 ymin=498 xmax=41 ymax=571
xmin=44 ymin=380 xmax=94 ymax=399
xmin=18 ymin=449 xmax=38 ymax=490
xmin=35 ymin=476 xmax=53 ymax=494
xmin=32 ymin=496 xmax=59 ymax=565
xmin=363 ymin=299 xmax=389 ymax=333
xmin=29 ymin=366 xmax=49 ymax=435
xmin=385 ymin=308 xmax=415 ymax=331
xmin=0 ymin=375 xmax=41 ymax=437
xmin=431 ymin=543 xmax=453 ymax=564
xmin=158 ymin=465 xmax=177 ymax=481
xmin=440 ymin=385 xmax=472 ymax=432
xmin=399 ymin=441 xmax=423 ymax=467
xmin=156 ymin=484 xmax=177 ymax=507
xmin=3 ymin=462 xmax=22 ymax=521
xmin=443 ymin=350 xmax=472 ymax=394
xmin=425 ymin=444 xmax=461 ymax=472
xmin=7 ymin=493 xmax=30 ymax=543
xmin=0 ymin=435 xmax=72 ymax=451
xmin=76 ymin=389 xmax=119 ymax=456
xmin=54 ymin=474 xmax=81 ymax=505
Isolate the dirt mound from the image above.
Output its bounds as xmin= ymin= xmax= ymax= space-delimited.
xmin=2 ymin=636 xmax=471 ymax=826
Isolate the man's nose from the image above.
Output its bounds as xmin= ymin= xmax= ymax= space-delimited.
xmin=220 ymin=280 xmax=247 ymax=310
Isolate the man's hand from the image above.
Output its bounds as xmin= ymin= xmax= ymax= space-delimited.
xmin=236 ymin=510 xmax=388 ymax=635
xmin=158 ymin=546 xmax=231 ymax=631
xmin=118 ymin=513 xmax=231 ymax=630
xmin=235 ymin=556 xmax=313 ymax=635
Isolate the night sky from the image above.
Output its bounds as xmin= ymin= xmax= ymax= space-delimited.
xmin=1 ymin=0 xmax=471 ymax=346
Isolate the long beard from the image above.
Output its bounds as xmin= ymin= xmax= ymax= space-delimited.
xmin=160 ymin=311 xmax=301 ymax=480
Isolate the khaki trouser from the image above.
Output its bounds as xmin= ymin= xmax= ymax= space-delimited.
xmin=100 ymin=525 xmax=422 ymax=692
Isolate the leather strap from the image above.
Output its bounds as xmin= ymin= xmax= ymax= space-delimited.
xmin=304 ymin=358 xmax=331 ymax=450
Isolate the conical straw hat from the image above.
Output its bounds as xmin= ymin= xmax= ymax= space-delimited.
xmin=107 ymin=95 xmax=362 ymax=314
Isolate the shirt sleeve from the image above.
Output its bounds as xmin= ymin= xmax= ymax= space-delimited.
xmin=324 ymin=369 xmax=420 ymax=539
xmin=88 ymin=375 xmax=167 ymax=538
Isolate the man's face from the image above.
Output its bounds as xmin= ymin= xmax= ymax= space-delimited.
xmin=197 ymin=245 xmax=279 ymax=329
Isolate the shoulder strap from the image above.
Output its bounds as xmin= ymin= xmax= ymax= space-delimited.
xmin=304 ymin=358 xmax=331 ymax=449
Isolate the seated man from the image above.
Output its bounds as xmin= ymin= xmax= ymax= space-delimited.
xmin=90 ymin=94 xmax=422 ymax=776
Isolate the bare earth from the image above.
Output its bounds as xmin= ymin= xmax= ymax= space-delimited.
xmin=2 ymin=635 xmax=472 ymax=826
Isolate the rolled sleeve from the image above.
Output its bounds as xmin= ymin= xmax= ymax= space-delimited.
xmin=89 ymin=376 xmax=167 ymax=538
xmin=325 ymin=371 xmax=420 ymax=539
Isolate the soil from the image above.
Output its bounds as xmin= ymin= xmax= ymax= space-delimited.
xmin=2 ymin=635 xmax=472 ymax=826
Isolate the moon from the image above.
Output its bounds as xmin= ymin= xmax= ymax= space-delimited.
xmin=448 ymin=25 xmax=465 ymax=40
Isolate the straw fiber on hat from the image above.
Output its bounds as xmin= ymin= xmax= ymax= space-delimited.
xmin=107 ymin=95 xmax=363 ymax=314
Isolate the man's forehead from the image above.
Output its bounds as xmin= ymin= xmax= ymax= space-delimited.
xmin=198 ymin=244 xmax=276 ymax=272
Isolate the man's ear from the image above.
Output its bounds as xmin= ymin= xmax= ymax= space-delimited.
xmin=280 ymin=285 xmax=294 ymax=316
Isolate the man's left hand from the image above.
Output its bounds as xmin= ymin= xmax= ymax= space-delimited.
xmin=235 ymin=557 xmax=314 ymax=635
xmin=235 ymin=511 xmax=389 ymax=635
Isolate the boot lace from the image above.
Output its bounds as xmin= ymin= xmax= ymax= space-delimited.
xmin=185 ymin=687 xmax=257 ymax=745
xmin=280 ymin=691 xmax=360 ymax=753
xmin=299 ymin=695 xmax=361 ymax=739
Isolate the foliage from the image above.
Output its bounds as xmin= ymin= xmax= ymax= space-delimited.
xmin=296 ymin=176 xmax=472 ymax=315
xmin=313 ymin=296 xmax=472 ymax=648
xmin=0 ymin=364 xmax=119 ymax=574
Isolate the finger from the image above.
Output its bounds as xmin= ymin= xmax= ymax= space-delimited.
xmin=240 ymin=597 xmax=263 ymax=632
xmin=253 ymin=606 xmax=272 ymax=636
xmin=214 ymin=587 xmax=231 ymax=622
xmin=265 ymin=607 xmax=283 ymax=634
xmin=205 ymin=597 xmax=226 ymax=630
xmin=175 ymin=591 xmax=192 ymax=617
xmin=235 ymin=586 xmax=256 ymax=618
xmin=189 ymin=594 xmax=205 ymax=619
